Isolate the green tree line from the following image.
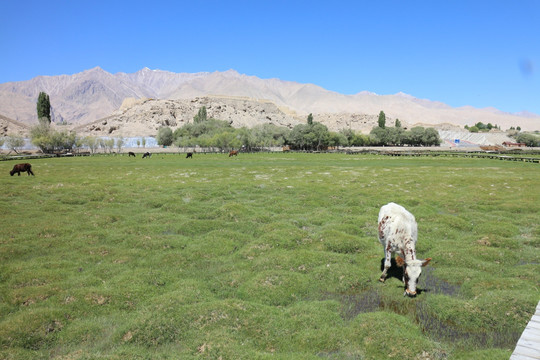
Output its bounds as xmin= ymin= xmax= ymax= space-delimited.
xmin=465 ymin=122 xmax=501 ymax=132
xmin=156 ymin=108 xmax=442 ymax=150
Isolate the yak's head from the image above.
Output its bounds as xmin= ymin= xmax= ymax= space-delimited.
xmin=396 ymin=256 xmax=432 ymax=297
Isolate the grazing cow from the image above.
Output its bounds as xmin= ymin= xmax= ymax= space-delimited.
xmin=186 ymin=152 xmax=193 ymax=159
xmin=128 ymin=152 xmax=136 ymax=157
xmin=229 ymin=150 xmax=239 ymax=157
xmin=142 ymin=152 xmax=151 ymax=158
xmin=378 ymin=202 xmax=431 ymax=297
xmin=10 ymin=163 xmax=34 ymax=176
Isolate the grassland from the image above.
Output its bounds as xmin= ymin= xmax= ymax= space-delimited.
xmin=1 ymin=153 xmax=538 ymax=359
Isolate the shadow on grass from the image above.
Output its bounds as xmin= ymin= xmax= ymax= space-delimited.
xmin=379 ymin=257 xmax=404 ymax=282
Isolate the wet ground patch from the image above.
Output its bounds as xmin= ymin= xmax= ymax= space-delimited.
xmin=419 ymin=266 xmax=460 ymax=297
xmin=321 ymin=263 xmax=460 ymax=320
xmin=322 ymin=264 xmax=520 ymax=349
xmin=414 ymin=301 xmax=521 ymax=348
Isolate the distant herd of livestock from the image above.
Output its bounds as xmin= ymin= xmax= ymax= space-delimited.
xmin=127 ymin=150 xmax=239 ymax=158
xmin=8 ymin=150 xmax=242 ymax=177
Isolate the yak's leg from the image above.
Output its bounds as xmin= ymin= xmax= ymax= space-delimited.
xmin=379 ymin=249 xmax=392 ymax=282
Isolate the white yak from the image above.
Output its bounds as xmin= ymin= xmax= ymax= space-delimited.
xmin=378 ymin=202 xmax=431 ymax=297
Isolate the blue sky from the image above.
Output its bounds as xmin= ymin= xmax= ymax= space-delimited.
xmin=1 ymin=0 xmax=539 ymax=114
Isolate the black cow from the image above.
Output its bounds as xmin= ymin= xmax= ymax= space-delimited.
xmin=142 ymin=152 xmax=151 ymax=158
xmin=186 ymin=152 xmax=193 ymax=159
xmin=128 ymin=152 xmax=136 ymax=157
xmin=10 ymin=163 xmax=34 ymax=176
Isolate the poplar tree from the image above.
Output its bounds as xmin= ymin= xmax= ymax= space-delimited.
xmin=378 ymin=111 xmax=386 ymax=129
xmin=37 ymin=92 xmax=51 ymax=123
xmin=194 ymin=106 xmax=208 ymax=123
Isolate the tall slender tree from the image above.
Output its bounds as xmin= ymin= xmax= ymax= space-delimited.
xmin=194 ymin=106 xmax=208 ymax=123
xmin=378 ymin=111 xmax=386 ymax=129
xmin=37 ymin=92 xmax=51 ymax=123
xmin=307 ymin=113 xmax=313 ymax=125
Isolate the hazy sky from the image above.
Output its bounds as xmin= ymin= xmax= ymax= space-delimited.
xmin=1 ymin=0 xmax=539 ymax=114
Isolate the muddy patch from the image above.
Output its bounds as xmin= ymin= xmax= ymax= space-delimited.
xmin=322 ymin=266 xmax=519 ymax=348
xmin=414 ymin=301 xmax=521 ymax=348
xmin=419 ymin=267 xmax=460 ymax=296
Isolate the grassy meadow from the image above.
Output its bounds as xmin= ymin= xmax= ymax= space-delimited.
xmin=1 ymin=152 xmax=538 ymax=359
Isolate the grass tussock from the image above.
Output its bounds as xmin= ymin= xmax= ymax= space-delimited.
xmin=1 ymin=153 xmax=538 ymax=359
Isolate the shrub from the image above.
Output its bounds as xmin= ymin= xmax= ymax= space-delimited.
xmin=156 ymin=126 xmax=173 ymax=146
xmin=516 ymin=133 xmax=540 ymax=147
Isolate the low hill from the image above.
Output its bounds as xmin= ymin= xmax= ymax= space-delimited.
xmin=0 ymin=114 xmax=29 ymax=136
xmin=72 ymin=96 xmax=384 ymax=137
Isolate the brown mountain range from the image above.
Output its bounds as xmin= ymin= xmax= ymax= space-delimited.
xmin=0 ymin=67 xmax=538 ymax=137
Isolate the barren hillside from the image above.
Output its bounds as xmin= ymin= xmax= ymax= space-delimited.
xmin=1 ymin=67 xmax=539 ymax=134
xmin=73 ymin=97 xmax=300 ymax=137
xmin=0 ymin=114 xmax=29 ymax=136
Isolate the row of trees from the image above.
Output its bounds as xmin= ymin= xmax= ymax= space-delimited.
xmin=464 ymin=122 xmax=528 ymax=133
xmin=4 ymin=94 xmax=442 ymax=154
xmin=0 ymin=131 xmax=133 ymax=154
xmin=369 ymin=111 xmax=441 ymax=146
xmin=2 ymin=133 xmax=135 ymax=154
xmin=370 ymin=126 xmax=441 ymax=146
xmin=155 ymin=108 xmax=441 ymax=151
xmin=158 ymin=117 xmax=291 ymax=151
xmin=465 ymin=122 xmax=502 ymax=132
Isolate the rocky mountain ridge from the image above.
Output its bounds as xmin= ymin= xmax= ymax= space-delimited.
xmin=1 ymin=67 xmax=539 ymax=135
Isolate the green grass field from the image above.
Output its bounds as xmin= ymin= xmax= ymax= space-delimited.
xmin=1 ymin=153 xmax=538 ymax=359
